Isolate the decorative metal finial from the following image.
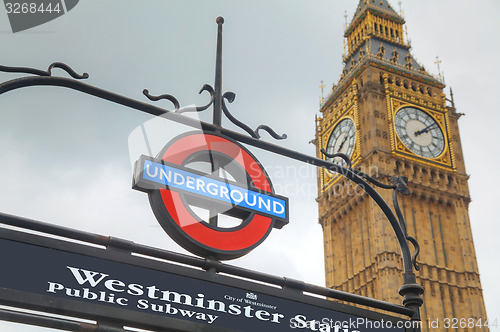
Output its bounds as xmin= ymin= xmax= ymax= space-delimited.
xmin=140 ymin=16 xmax=286 ymax=140
xmin=0 ymin=62 xmax=88 ymax=79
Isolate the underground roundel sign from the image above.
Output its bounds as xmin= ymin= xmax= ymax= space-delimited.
xmin=132 ymin=131 xmax=288 ymax=260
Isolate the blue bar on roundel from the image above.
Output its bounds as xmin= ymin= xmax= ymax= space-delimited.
xmin=142 ymin=159 xmax=287 ymax=220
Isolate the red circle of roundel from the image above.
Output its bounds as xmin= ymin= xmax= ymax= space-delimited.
xmin=148 ymin=131 xmax=276 ymax=260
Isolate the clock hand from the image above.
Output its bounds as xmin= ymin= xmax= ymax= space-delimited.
xmin=337 ymin=135 xmax=349 ymax=153
xmin=415 ymin=123 xmax=437 ymax=136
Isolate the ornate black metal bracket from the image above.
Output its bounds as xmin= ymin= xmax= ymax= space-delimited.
xmin=141 ymin=86 xmax=286 ymax=140
xmin=0 ymin=62 xmax=88 ymax=79
xmin=0 ymin=16 xmax=423 ymax=325
xmin=320 ymin=150 xmax=421 ymax=273
xmin=320 ymin=150 xmax=423 ymax=320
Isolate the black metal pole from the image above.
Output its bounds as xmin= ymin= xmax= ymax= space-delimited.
xmin=213 ymin=17 xmax=224 ymax=127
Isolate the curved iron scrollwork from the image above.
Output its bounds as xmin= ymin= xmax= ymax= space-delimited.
xmin=142 ymin=85 xmax=285 ymax=140
xmin=255 ymin=125 xmax=287 ymax=140
xmin=389 ymin=176 xmax=420 ymax=272
xmin=407 ymin=236 xmax=420 ymax=272
xmin=0 ymin=62 xmax=88 ymax=79
xmin=320 ymin=149 xmax=352 ymax=169
xmin=142 ymin=89 xmax=180 ymax=111
xmin=319 ymin=149 xmax=421 ymax=273
xmin=143 ymin=84 xmax=215 ymax=114
xmin=222 ymin=92 xmax=287 ymax=140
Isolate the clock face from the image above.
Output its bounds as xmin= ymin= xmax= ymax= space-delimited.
xmin=325 ymin=118 xmax=356 ymax=167
xmin=394 ymin=107 xmax=445 ymax=158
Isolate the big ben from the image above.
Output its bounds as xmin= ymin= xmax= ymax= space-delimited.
xmin=315 ymin=0 xmax=489 ymax=331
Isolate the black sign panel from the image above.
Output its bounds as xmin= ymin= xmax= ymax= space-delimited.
xmin=0 ymin=228 xmax=408 ymax=331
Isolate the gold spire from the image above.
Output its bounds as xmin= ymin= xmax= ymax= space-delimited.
xmin=319 ymin=80 xmax=326 ymax=106
xmin=434 ymin=56 xmax=445 ymax=82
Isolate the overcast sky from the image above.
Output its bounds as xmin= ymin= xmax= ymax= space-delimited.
xmin=1 ymin=0 xmax=499 ymax=331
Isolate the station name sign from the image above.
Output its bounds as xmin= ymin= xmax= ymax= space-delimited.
xmin=0 ymin=228 xmax=407 ymax=332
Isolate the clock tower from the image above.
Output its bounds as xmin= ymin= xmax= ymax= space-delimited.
xmin=315 ymin=0 xmax=488 ymax=330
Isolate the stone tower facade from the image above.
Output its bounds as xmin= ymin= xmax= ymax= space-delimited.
xmin=315 ymin=1 xmax=488 ymax=330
